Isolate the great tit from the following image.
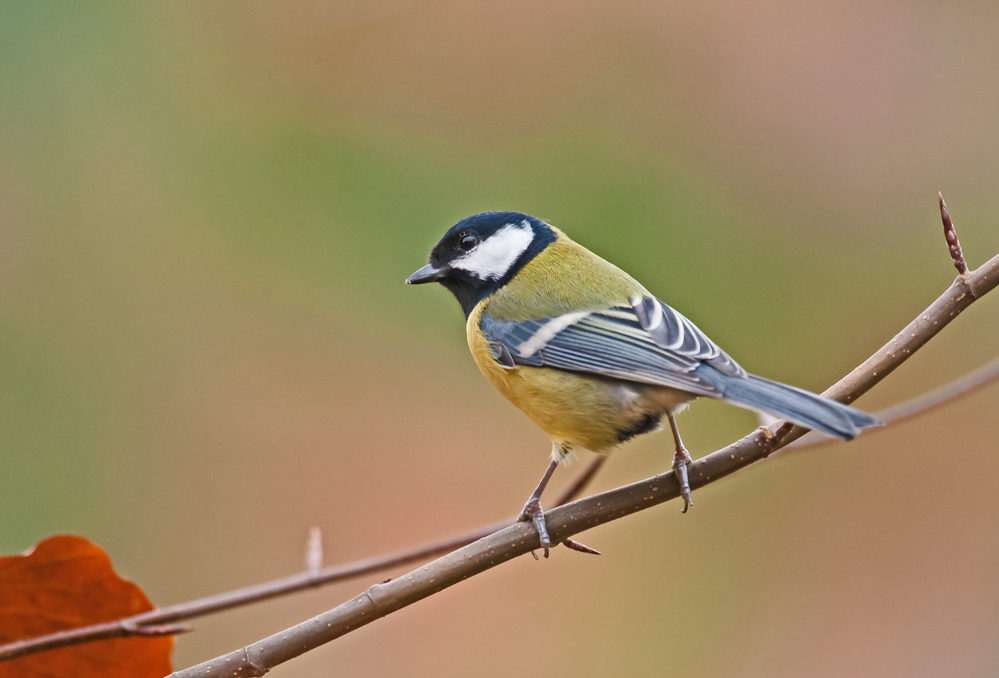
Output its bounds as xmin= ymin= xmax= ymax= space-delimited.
xmin=408 ymin=212 xmax=881 ymax=556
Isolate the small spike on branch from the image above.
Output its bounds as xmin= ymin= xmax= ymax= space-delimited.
xmin=305 ymin=527 xmax=323 ymax=574
xmin=939 ymin=192 xmax=968 ymax=275
xmin=562 ymin=538 xmax=602 ymax=555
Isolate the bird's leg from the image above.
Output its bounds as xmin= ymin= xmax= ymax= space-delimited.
xmin=518 ymin=453 xmax=561 ymax=559
xmin=667 ymin=413 xmax=694 ymax=513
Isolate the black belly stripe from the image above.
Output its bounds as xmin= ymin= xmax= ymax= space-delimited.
xmin=614 ymin=412 xmax=663 ymax=444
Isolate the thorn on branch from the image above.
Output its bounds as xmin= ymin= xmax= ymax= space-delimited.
xmin=562 ymin=538 xmax=601 ymax=555
xmin=305 ymin=527 xmax=323 ymax=574
xmin=939 ymin=192 xmax=969 ymax=275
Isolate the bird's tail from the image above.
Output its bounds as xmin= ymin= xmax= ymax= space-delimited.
xmin=695 ymin=365 xmax=883 ymax=440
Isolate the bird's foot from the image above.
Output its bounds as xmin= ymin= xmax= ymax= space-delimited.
xmin=519 ymin=496 xmax=551 ymax=558
xmin=672 ymin=449 xmax=695 ymax=513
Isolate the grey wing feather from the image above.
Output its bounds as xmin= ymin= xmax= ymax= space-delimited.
xmin=481 ymin=295 xmax=745 ymax=397
xmin=628 ymin=295 xmax=746 ymax=378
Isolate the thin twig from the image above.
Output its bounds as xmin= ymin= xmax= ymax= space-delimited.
xmin=777 ymin=354 xmax=999 ymax=454
xmin=169 ymin=246 xmax=999 ymax=676
xmin=873 ymin=355 xmax=999 ymax=424
xmin=0 ymin=457 xmax=606 ymax=662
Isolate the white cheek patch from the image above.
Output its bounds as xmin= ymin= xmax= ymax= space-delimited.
xmin=451 ymin=221 xmax=534 ymax=281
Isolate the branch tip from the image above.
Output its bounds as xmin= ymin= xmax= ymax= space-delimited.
xmin=305 ymin=527 xmax=323 ymax=574
xmin=939 ymin=192 xmax=969 ymax=275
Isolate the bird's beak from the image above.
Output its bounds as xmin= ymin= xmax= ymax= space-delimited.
xmin=406 ymin=263 xmax=447 ymax=285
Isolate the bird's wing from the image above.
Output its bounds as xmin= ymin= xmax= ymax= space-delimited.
xmin=481 ymin=295 xmax=746 ymax=397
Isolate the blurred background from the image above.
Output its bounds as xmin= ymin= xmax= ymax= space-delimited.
xmin=1 ymin=2 xmax=998 ymax=676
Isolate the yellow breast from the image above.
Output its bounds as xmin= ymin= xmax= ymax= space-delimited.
xmin=467 ymin=304 xmax=691 ymax=454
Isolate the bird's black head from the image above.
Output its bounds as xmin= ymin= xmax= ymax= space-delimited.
xmin=406 ymin=212 xmax=557 ymax=317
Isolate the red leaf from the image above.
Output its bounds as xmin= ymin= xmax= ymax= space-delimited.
xmin=0 ymin=535 xmax=172 ymax=677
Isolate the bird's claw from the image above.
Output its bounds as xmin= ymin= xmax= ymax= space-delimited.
xmin=519 ymin=497 xmax=551 ymax=558
xmin=672 ymin=449 xmax=694 ymax=514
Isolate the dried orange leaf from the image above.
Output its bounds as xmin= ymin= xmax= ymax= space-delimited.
xmin=0 ymin=535 xmax=172 ymax=677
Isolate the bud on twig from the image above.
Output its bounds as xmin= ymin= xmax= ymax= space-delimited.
xmin=939 ymin=192 xmax=969 ymax=275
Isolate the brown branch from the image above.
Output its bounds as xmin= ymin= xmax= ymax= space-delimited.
xmin=169 ymin=249 xmax=999 ymax=675
xmin=3 ymin=353 xmax=992 ymax=662
xmin=0 ymin=457 xmax=605 ymax=662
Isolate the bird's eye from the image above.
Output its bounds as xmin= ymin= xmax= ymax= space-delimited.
xmin=459 ymin=234 xmax=478 ymax=251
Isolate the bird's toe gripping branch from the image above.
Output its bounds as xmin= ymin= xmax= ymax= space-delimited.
xmin=672 ymin=449 xmax=695 ymax=513
xmin=518 ymin=500 xmax=602 ymax=559
xmin=518 ymin=497 xmax=551 ymax=559
xmin=667 ymin=412 xmax=695 ymax=513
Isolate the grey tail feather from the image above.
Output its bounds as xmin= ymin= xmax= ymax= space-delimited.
xmin=695 ymin=365 xmax=884 ymax=441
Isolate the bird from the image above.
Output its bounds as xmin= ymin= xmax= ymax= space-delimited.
xmin=407 ymin=212 xmax=882 ymax=557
